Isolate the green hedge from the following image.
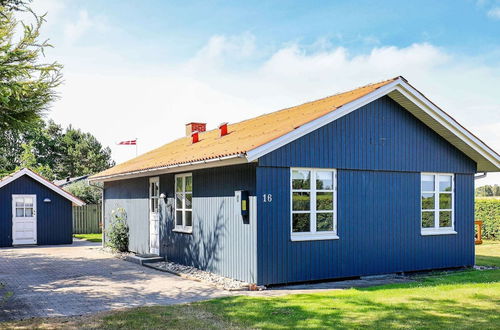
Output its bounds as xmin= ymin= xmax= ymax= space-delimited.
xmin=475 ymin=198 xmax=500 ymax=240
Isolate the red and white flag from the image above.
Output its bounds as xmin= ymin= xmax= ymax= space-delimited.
xmin=116 ymin=139 xmax=137 ymax=145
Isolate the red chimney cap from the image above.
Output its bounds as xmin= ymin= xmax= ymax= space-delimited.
xmin=219 ymin=122 xmax=228 ymax=137
xmin=191 ymin=131 xmax=199 ymax=144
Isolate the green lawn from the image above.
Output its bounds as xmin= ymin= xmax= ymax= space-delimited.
xmin=476 ymin=240 xmax=500 ymax=267
xmin=73 ymin=233 xmax=102 ymax=243
xmin=5 ymin=242 xmax=500 ymax=329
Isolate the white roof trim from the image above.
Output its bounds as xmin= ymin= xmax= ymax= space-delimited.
xmin=0 ymin=168 xmax=85 ymax=206
xmin=246 ymin=79 xmax=402 ymax=161
xmin=89 ymin=154 xmax=248 ymax=182
xmin=246 ymin=77 xmax=500 ymax=172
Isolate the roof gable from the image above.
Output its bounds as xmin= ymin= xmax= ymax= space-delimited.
xmin=91 ymin=76 xmax=499 ymax=181
xmin=0 ymin=168 xmax=85 ymax=206
xmin=258 ymin=95 xmax=477 ymax=173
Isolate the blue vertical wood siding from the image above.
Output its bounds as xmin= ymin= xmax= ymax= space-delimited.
xmin=104 ymin=177 xmax=149 ymax=254
xmin=257 ymin=168 xmax=475 ymax=285
xmin=103 ymin=164 xmax=258 ymax=283
xmin=161 ymin=164 xmax=258 ymax=283
xmin=256 ymin=96 xmax=476 ymax=285
xmin=259 ymin=96 xmax=476 ymax=174
xmin=0 ymin=175 xmax=73 ymax=247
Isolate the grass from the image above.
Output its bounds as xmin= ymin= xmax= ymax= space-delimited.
xmin=73 ymin=233 xmax=102 ymax=243
xmin=476 ymin=240 xmax=500 ymax=268
xmin=4 ymin=242 xmax=500 ymax=329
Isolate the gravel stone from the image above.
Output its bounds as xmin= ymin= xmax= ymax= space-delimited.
xmin=148 ymin=261 xmax=252 ymax=291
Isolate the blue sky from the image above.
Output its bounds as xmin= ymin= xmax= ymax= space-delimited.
xmin=27 ymin=0 xmax=500 ymax=184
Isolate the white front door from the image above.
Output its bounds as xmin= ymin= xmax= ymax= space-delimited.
xmin=12 ymin=195 xmax=37 ymax=245
xmin=149 ymin=177 xmax=160 ymax=255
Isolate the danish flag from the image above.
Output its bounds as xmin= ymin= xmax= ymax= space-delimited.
xmin=117 ymin=139 xmax=137 ymax=145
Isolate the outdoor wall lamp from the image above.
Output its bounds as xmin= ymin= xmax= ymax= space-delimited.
xmin=43 ymin=198 xmax=51 ymax=203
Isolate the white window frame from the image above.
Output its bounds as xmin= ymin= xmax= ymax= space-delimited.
xmin=290 ymin=168 xmax=339 ymax=241
xmin=174 ymin=172 xmax=193 ymax=233
xmin=420 ymin=172 xmax=456 ymax=236
xmin=149 ymin=177 xmax=160 ymax=214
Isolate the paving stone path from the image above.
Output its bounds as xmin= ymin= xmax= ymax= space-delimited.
xmin=0 ymin=240 xmax=228 ymax=321
xmin=0 ymin=239 xmax=413 ymax=321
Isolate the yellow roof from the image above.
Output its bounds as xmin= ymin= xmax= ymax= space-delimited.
xmin=92 ymin=77 xmax=398 ymax=179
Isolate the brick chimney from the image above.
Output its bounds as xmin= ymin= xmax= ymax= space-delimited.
xmin=185 ymin=122 xmax=206 ymax=137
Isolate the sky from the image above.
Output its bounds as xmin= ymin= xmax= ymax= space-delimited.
xmin=22 ymin=0 xmax=500 ymax=185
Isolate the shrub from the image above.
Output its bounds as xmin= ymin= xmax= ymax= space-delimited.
xmin=475 ymin=198 xmax=500 ymax=240
xmin=64 ymin=180 xmax=102 ymax=204
xmin=107 ymin=208 xmax=129 ymax=252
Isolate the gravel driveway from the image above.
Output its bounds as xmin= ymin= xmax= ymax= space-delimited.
xmin=0 ymin=240 xmax=229 ymax=321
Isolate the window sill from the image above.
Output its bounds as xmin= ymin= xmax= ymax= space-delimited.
xmin=173 ymin=228 xmax=193 ymax=234
xmin=421 ymin=229 xmax=457 ymax=236
xmin=291 ymin=233 xmax=339 ymax=241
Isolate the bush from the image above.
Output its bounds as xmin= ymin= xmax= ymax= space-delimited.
xmin=475 ymin=198 xmax=500 ymax=240
xmin=107 ymin=208 xmax=129 ymax=252
xmin=64 ymin=180 xmax=102 ymax=204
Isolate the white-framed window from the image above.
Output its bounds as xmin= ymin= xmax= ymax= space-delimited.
xmin=149 ymin=177 xmax=159 ymax=213
xmin=290 ymin=168 xmax=338 ymax=241
xmin=421 ymin=173 xmax=456 ymax=235
xmin=175 ymin=173 xmax=193 ymax=233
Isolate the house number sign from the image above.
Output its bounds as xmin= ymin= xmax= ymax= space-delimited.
xmin=263 ymin=194 xmax=273 ymax=203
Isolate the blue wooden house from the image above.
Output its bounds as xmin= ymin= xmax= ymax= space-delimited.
xmin=0 ymin=168 xmax=85 ymax=247
xmin=90 ymin=77 xmax=499 ymax=285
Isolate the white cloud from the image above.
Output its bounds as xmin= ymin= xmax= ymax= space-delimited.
xmin=30 ymin=0 xmax=66 ymax=23
xmin=47 ymin=33 xmax=500 ymax=184
xmin=487 ymin=7 xmax=500 ymax=18
xmin=63 ymin=10 xmax=109 ymax=43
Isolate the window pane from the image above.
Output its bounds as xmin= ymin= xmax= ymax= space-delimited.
xmin=292 ymin=170 xmax=310 ymax=190
xmin=175 ymin=193 xmax=183 ymax=209
xmin=150 ymin=183 xmax=155 ymax=196
xmin=439 ymin=175 xmax=452 ymax=192
xmin=176 ymin=211 xmax=183 ymax=225
xmin=316 ymin=213 xmax=333 ymax=232
xmin=185 ymin=211 xmax=192 ymax=227
xmin=292 ymin=213 xmax=310 ymax=232
xmin=439 ymin=193 xmax=452 ymax=209
xmin=439 ymin=211 xmax=452 ymax=228
xmin=421 ymin=193 xmax=435 ymax=210
xmin=421 ymin=175 xmax=435 ymax=191
xmin=25 ymin=208 xmax=33 ymax=217
xmin=317 ymin=192 xmax=333 ymax=210
xmin=185 ymin=193 xmax=192 ymax=210
xmin=16 ymin=208 xmax=24 ymax=217
xmin=316 ymin=171 xmax=333 ymax=190
xmin=421 ymin=211 xmax=435 ymax=228
xmin=154 ymin=182 xmax=159 ymax=196
xmin=15 ymin=198 xmax=24 ymax=207
xmin=185 ymin=176 xmax=192 ymax=192
xmin=176 ymin=177 xmax=183 ymax=192
xmin=292 ymin=192 xmax=310 ymax=211
xmin=24 ymin=198 xmax=33 ymax=207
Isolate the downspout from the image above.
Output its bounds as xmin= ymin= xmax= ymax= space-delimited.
xmin=89 ymin=181 xmax=105 ymax=248
xmin=474 ymin=172 xmax=487 ymax=180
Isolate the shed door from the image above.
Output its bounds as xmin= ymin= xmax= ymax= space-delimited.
xmin=149 ymin=177 xmax=160 ymax=255
xmin=12 ymin=195 xmax=37 ymax=245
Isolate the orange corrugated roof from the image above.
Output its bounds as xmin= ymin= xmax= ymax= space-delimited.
xmin=92 ymin=77 xmax=398 ymax=179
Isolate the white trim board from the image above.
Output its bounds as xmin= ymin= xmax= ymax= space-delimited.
xmin=90 ymin=155 xmax=248 ymax=182
xmin=0 ymin=168 xmax=85 ymax=206
xmin=246 ymin=77 xmax=500 ymax=172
